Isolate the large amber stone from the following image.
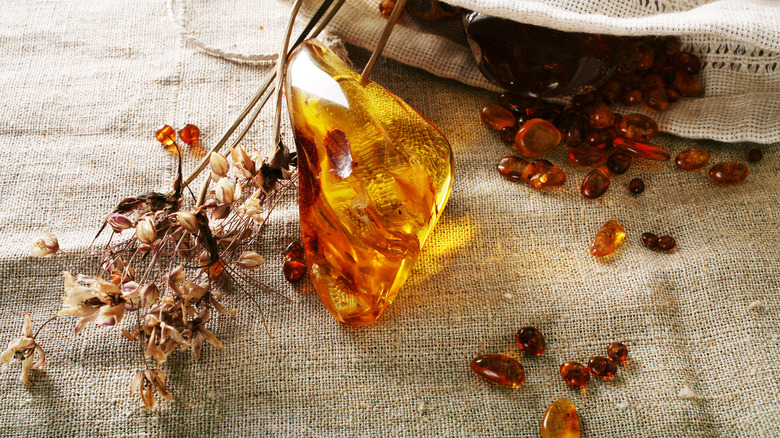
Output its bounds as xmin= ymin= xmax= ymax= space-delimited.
xmin=285 ymin=40 xmax=454 ymax=326
xmin=541 ymin=399 xmax=580 ymax=438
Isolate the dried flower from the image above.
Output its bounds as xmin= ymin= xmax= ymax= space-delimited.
xmin=237 ymin=251 xmax=265 ymax=269
xmin=136 ymin=217 xmax=157 ymax=244
xmin=212 ymin=204 xmax=231 ymax=220
xmin=139 ymin=283 xmax=159 ymax=308
xmin=1 ymin=313 xmax=45 ymax=386
xmin=215 ymin=178 xmax=236 ymax=205
xmin=58 ymin=272 xmax=133 ymax=333
xmin=30 ymin=230 xmax=59 ymax=257
xmin=106 ymin=213 xmax=134 ymax=233
xmin=130 ymin=369 xmax=172 ymax=410
xmin=209 ymin=152 xmax=229 ymax=178
xmin=175 ymin=211 xmax=198 ymax=234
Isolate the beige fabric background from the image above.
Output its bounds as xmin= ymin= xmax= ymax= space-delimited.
xmin=1 ymin=0 xmax=779 ymax=436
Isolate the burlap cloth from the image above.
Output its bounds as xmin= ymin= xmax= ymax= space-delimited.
xmin=0 ymin=0 xmax=778 ymax=436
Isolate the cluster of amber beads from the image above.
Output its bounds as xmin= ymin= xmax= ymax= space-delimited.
xmin=496 ymin=157 xmax=566 ymax=188
xmin=709 ymin=162 xmax=749 ymax=185
xmin=590 ymin=220 xmax=626 ymax=257
xmin=154 ymin=123 xmax=202 ymax=156
xmin=560 ymin=342 xmax=629 ymax=388
xmin=517 ymin=327 xmax=546 ymax=356
xmin=642 ymin=232 xmax=676 ymax=252
xmin=470 ymin=354 xmax=525 ymax=388
xmin=283 ymin=241 xmax=307 ymax=282
xmin=541 ymin=399 xmax=580 ymax=438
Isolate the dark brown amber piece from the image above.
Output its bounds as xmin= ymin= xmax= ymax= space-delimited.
xmin=747 ymin=148 xmax=763 ymax=163
xmin=591 ymin=219 xmax=626 ymax=257
xmin=480 ymin=105 xmax=515 ymax=131
xmin=497 ymin=156 xmax=530 ymax=182
xmin=622 ymin=89 xmax=643 ymax=106
xmin=514 ymin=119 xmax=561 ymax=157
xmin=155 ymin=125 xmax=176 ymax=152
xmin=499 ymin=125 xmax=517 ymax=144
xmin=178 ymin=124 xmax=200 ymax=145
xmin=584 ymin=129 xmax=615 ymax=149
xmin=404 ymin=0 xmax=460 ymax=20
xmin=675 ymin=148 xmax=710 ymax=170
xmin=635 ymin=41 xmax=654 ymax=70
xmin=643 ymin=86 xmax=669 ymax=111
xmin=284 ymin=241 xmax=305 ymax=261
xmin=283 ymin=259 xmax=307 ymax=282
xmin=379 ymin=0 xmax=402 ymax=18
xmin=641 ymin=232 xmax=659 ymax=249
xmin=709 ymin=162 xmax=748 ymax=185
xmin=568 ymin=147 xmax=606 ymax=167
xmin=657 ymin=235 xmax=677 ymax=252
xmin=529 ymin=166 xmax=567 ymax=189
xmin=607 ymin=342 xmax=628 ymax=362
xmin=516 ymin=327 xmax=546 ymax=356
xmin=614 ymin=137 xmax=670 ymax=161
xmin=628 ymin=178 xmax=645 ymax=194
xmin=541 ymin=399 xmax=580 ymax=438
xmin=499 ymin=93 xmax=543 ymax=118
xmin=470 ymin=354 xmax=525 ymax=388
xmin=672 ymin=73 xmax=705 ymax=98
xmin=606 ymin=152 xmax=632 ymax=175
xmin=672 ymin=52 xmax=702 ymax=75
xmin=560 ymin=362 xmax=590 ymax=388
xmin=618 ymin=114 xmax=658 ymax=141
xmin=580 ymin=167 xmax=610 ymax=199
xmin=588 ymin=101 xmax=615 ymax=129
xmin=588 ymin=356 xmax=617 ymax=380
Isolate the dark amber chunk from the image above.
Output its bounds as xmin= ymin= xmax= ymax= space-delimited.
xmin=614 ymin=137 xmax=670 ymax=161
xmin=657 ymin=235 xmax=677 ymax=252
xmin=709 ymin=162 xmax=748 ymax=185
xmin=641 ymin=232 xmax=659 ymax=249
xmin=672 ymin=73 xmax=705 ymax=98
xmin=747 ymin=148 xmax=763 ymax=163
xmin=607 ymin=342 xmax=628 ymax=362
xmin=588 ymin=101 xmax=615 ymax=129
xmin=643 ymin=86 xmax=668 ymax=111
xmin=588 ymin=356 xmax=617 ymax=379
xmin=541 ymin=399 xmax=580 ymax=438
xmin=675 ymin=149 xmax=710 ymax=170
xmin=672 ymin=52 xmax=702 ymax=75
xmin=499 ymin=93 xmax=543 ymax=118
xmin=591 ymin=219 xmax=626 ymax=257
xmin=606 ymin=152 xmax=632 ymax=175
xmin=560 ymin=362 xmax=590 ymax=388
xmin=514 ymin=119 xmax=561 ymax=157
xmin=480 ymin=105 xmax=515 ymax=131
xmin=628 ymin=178 xmax=645 ymax=194
xmin=581 ymin=168 xmax=610 ymax=199
xmin=520 ymin=159 xmax=553 ymax=182
xmin=497 ymin=156 xmax=530 ymax=182
xmin=568 ymin=147 xmax=606 ymax=167
xmin=284 ymin=241 xmax=305 ymax=261
xmin=618 ymin=114 xmax=658 ymax=141
xmin=470 ymin=354 xmax=525 ymax=388
xmin=499 ymin=125 xmax=517 ymax=144
xmin=178 ymin=124 xmax=200 ymax=145
xmin=622 ymin=89 xmax=643 ymax=106
xmin=283 ymin=259 xmax=307 ymax=282
xmin=585 ymin=129 xmax=614 ymax=149
xmin=516 ymin=327 xmax=546 ymax=356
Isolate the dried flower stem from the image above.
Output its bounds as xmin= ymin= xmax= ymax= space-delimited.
xmin=361 ymin=0 xmax=408 ymax=83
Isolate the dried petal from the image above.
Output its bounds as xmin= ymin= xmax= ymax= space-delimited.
xmin=136 ymin=218 xmax=157 ymax=244
xmin=30 ymin=229 xmax=59 ymax=257
xmin=209 ymin=152 xmax=229 ymax=178
xmin=130 ymin=370 xmax=145 ymax=396
xmin=175 ymin=211 xmax=199 ymax=234
xmin=106 ymin=213 xmax=134 ymax=233
xmin=216 ymin=178 xmax=236 ymax=204
xmin=139 ymin=283 xmax=160 ymax=308
xmin=237 ymin=251 xmax=266 ymax=269
xmin=197 ymin=326 xmax=224 ymax=350
xmin=211 ymin=204 xmax=231 ymax=220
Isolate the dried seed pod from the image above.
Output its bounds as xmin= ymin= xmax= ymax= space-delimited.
xmin=136 ymin=218 xmax=157 ymax=244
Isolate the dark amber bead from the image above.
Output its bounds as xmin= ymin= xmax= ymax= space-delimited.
xmin=672 ymin=73 xmax=705 ymax=98
xmin=497 ymin=156 xmax=530 ymax=182
xmin=499 ymin=93 xmax=543 ymax=118
xmin=588 ymin=101 xmax=615 ymax=129
xmin=672 ymin=52 xmax=702 ymax=75
xmin=591 ymin=219 xmax=626 ymax=257
xmin=585 ymin=129 xmax=614 ymax=149
xmin=560 ymin=362 xmax=590 ymax=388
xmin=709 ymin=162 xmax=748 ymax=185
xmin=516 ymin=327 xmax=546 ymax=356
xmin=571 ymin=92 xmax=596 ymax=110
xmin=675 ymin=148 xmax=710 ymax=170
xmin=643 ymin=73 xmax=665 ymax=89
xmin=470 ymin=354 xmax=525 ymax=388
xmin=635 ymin=41 xmax=654 ymax=70
xmin=514 ymin=119 xmax=561 ymax=157
xmin=600 ymin=79 xmax=624 ymax=105
xmin=643 ymin=86 xmax=668 ymax=111
xmin=641 ymin=232 xmax=659 ymax=249
xmin=499 ymin=125 xmax=517 ymax=144
xmin=284 ymin=241 xmax=305 ymax=261
xmin=379 ymin=0 xmax=403 ymax=18
xmin=540 ymin=104 xmax=562 ymax=126
xmin=529 ymin=166 xmax=567 ymax=189
xmin=283 ymin=259 xmax=307 ymax=282
xmin=618 ymin=114 xmax=658 ymax=141
xmin=178 ymin=124 xmax=200 ymax=145
xmin=155 ymin=125 xmax=176 ymax=147
xmin=628 ymin=178 xmax=645 ymax=194
xmin=614 ymin=137 xmax=670 ymax=161
xmin=580 ymin=168 xmax=610 ymax=199
xmin=661 ymin=66 xmax=677 ymax=84
xmin=541 ymin=399 xmax=580 ymax=438
xmin=622 ymin=89 xmax=643 ymax=106
xmin=657 ymin=235 xmax=676 ymax=252
xmin=404 ymin=0 xmax=460 ymax=20
xmin=607 ymin=342 xmax=629 ymax=362
xmin=606 ymin=152 xmax=632 ymax=175
xmin=562 ymin=123 xmax=585 ymax=147
xmin=568 ymin=147 xmax=606 ymax=167
xmin=520 ymin=159 xmax=553 ymax=182
xmin=666 ymin=87 xmax=681 ymax=103
xmin=661 ymin=37 xmax=681 ymax=56
xmin=480 ymin=105 xmax=515 ymax=131
xmin=747 ymin=148 xmax=763 ymax=163
xmin=588 ymin=356 xmax=617 ymax=379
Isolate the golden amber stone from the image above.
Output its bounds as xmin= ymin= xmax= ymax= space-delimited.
xmin=614 ymin=137 xmax=670 ymax=161
xmin=675 ymin=148 xmax=710 ymax=170
xmin=285 ymin=40 xmax=453 ymax=326
xmin=559 ymin=362 xmax=590 ymax=388
xmin=541 ymin=399 xmax=580 ymax=438
xmin=178 ymin=124 xmax=200 ymax=145
xmin=514 ymin=118 xmax=561 ymax=158
xmin=591 ymin=219 xmax=626 ymax=257
xmin=607 ymin=342 xmax=629 ymax=362
xmin=709 ymin=162 xmax=748 ymax=185
xmin=155 ymin=125 xmax=177 ymax=154
xmin=470 ymin=354 xmax=525 ymax=388
xmin=480 ymin=104 xmax=515 ymax=131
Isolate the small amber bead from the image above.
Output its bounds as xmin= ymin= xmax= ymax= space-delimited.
xmin=672 ymin=73 xmax=705 ymax=98
xmin=497 ymin=156 xmax=530 ymax=182
xmin=520 ymin=159 xmax=553 ymax=182
xmin=562 ymin=123 xmax=585 ymax=147
xmin=568 ymin=147 xmax=606 ymax=167
xmin=747 ymin=148 xmax=763 ymax=163
xmin=618 ymin=114 xmax=658 ymax=141
xmin=499 ymin=125 xmax=517 ymax=144
xmin=606 ymin=152 xmax=632 ymax=175
xmin=591 ymin=219 xmax=626 ymax=257
xmin=283 ymin=259 xmax=307 ymax=282
xmin=470 ymin=354 xmax=525 ymax=388
xmin=284 ymin=241 xmax=305 ymax=261
xmin=614 ymin=137 xmax=670 ymax=161
xmin=514 ymin=119 xmax=561 ymax=157
xmin=672 ymin=52 xmax=702 ymax=75
xmin=516 ymin=327 xmax=546 ymax=356
xmin=529 ymin=166 xmax=567 ymax=189
xmin=628 ymin=178 xmax=645 ymax=194
xmin=666 ymin=87 xmax=681 ymax=103
xmin=643 ymin=86 xmax=669 ymax=111
xmin=580 ymin=167 xmax=610 ymax=199
xmin=178 ymin=124 xmax=200 ymax=145
xmin=607 ymin=342 xmax=628 ymax=362
xmin=657 ymin=235 xmax=677 ymax=252
xmin=635 ymin=41 xmax=654 ymax=70
xmin=675 ymin=148 xmax=710 ymax=170
xmin=560 ymin=362 xmax=590 ymax=388
xmin=585 ymin=129 xmax=614 ymax=149
xmin=661 ymin=66 xmax=677 ymax=84
xmin=378 ymin=0 xmax=403 ymax=18
xmin=588 ymin=356 xmax=617 ymax=379
xmin=709 ymin=162 xmax=748 ymax=185
xmin=622 ymin=89 xmax=643 ymax=106
xmin=480 ymin=105 xmax=515 ymax=131
xmin=588 ymin=101 xmax=615 ymax=129
xmin=155 ymin=125 xmax=176 ymax=147
xmin=641 ymin=232 xmax=659 ymax=249
xmin=541 ymin=399 xmax=580 ymax=438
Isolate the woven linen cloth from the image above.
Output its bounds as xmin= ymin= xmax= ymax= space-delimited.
xmin=1 ymin=0 xmax=779 ymax=436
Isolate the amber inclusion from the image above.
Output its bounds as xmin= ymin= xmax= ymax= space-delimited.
xmin=285 ymin=40 xmax=454 ymax=326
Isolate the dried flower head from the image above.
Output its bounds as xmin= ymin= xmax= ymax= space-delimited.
xmin=136 ymin=217 xmax=157 ymax=244
xmin=174 ymin=211 xmax=198 ymax=234
xmin=106 ymin=213 xmax=134 ymax=233
xmin=237 ymin=251 xmax=266 ymax=269
xmin=30 ymin=230 xmax=59 ymax=257
xmin=1 ymin=313 xmax=45 ymax=386
xmin=216 ymin=178 xmax=236 ymax=205
xmin=209 ymin=152 xmax=229 ymax=178
xmin=58 ymin=272 xmax=136 ymax=333
xmin=130 ymin=368 xmax=172 ymax=410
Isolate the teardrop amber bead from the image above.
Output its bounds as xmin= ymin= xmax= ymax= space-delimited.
xmin=541 ymin=399 xmax=580 ymax=438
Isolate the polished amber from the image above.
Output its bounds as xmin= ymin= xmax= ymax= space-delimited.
xmin=622 ymin=89 xmax=643 ymax=106
xmin=628 ymin=178 xmax=645 ymax=194
xmin=285 ymin=40 xmax=453 ymax=325
xmin=643 ymin=86 xmax=668 ymax=111
xmin=529 ymin=166 xmax=566 ymax=189
xmin=672 ymin=53 xmax=702 ymax=75
xmin=541 ymin=399 xmax=580 ymax=438
xmin=470 ymin=354 xmax=525 ymax=388
xmin=747 ymin=148 xmax=763 ymax=163
xmin=178 ymin=124 xmax=200 ymax=145
xmin=614 ymin=137 xmax=670 ymax=161
xmin=283 ymin=259 xmax=307 ymax=282
xmin=581 ymin=168 xmax=610 ymax=199
xmin=641 ymin=232 xmax=659 ymax=249
xmin=516 ymin=327 xmax=546 ymax=356
xmin=606 ymin=152 xmax=632 ymax=175
xmin=607 ymin=342 xmax=628 ymax=362
xmin=568 ymin=147 xmax=606 ymax=167
xmin=709 ymin=162 xmax=748 ymax=185
xmin=514 ymin=119 xmax=561 ymax=157
xmin=618 ymin=114 xmax=658 ymax=141
xmin=499 ymin=125 xmax=517 ymax=144
xmin=675 ymin=148 xmax=710 ymax=170
xmin=155 ymin=125 xmax=177 ymax=153
xmin=560 ymin=362 xmax=590 ymax=388
xmin=657 ymin=235 xmax=677 ymax=252
xmin=378 ymin=0 xmax=401 ymax=18
xmin=585 ymin=129 xmax=614 ymax=149
xmin=588 ymin=356 xmax=617 ymax=379
xmin=480 ymin=105 xmax=515 ymax=131
xmin=588 ymin=101 xmax=615 ymax=129
xmin=284 ymin=241 xmax=305 ymax=261
xmin=591 ymin=219 xmax=626 ymax=257
xmin=520 ymin=159 xmax=553 ymax=182
xmin=497 ymin=156 xmax=530 ymax=182
xmin=672 ymin=73 xmax=705 ymax=98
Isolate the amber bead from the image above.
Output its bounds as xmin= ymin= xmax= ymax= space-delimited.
xmin=607 ymin=342 xmax=628 ymax=362
xmin=541 ymin=399 xmax=580 ymax=438
xmin=628 ymin=178 xmax=645 ymax=194
xmin=529 ymin=166 xmax=567 ymax=189
xmin=635 ymin=41 xmax=655 ymax=70
xmin=657 ymin=235 xmax=677 ymax=252
xmin=591 ymin=219 xmax=626 ymax=257
xmin=666 ymin=87 xmax=681 ymax=103
xmin=520 ymin=159 xmax=553 ymax=182
xmin=643 ymin=86 xmax=669 ymax=111
xmin=675 ymin=148 xmax=710 ymax=170
xmin=178 ymin=124 xmax=200 ymax=145
xmin=622 ymin=89 xmax=643 ymax=106
xmin=378 ymin=0 xmax=402 ymax=18
xmin=499 ymin=125 xmax=517 ymax=144
xmin=497 ymin=156 xmax=530 ymax=182
xmin=514 ymin=119 xmax=561 ymax=157
xmin=600 ymin=79 xmax=624 ymax=105
xmin=661 ymin=66 xmax=677 ymax=84
xmin=606 ymin=152 xmax=632 ymax=175
xmin=284 ymin=241 xmax=305 ymax=261
xmin=568 ymin=147 xmax=606 ymax=167
xmin=562 ymin=122 xmax=585 ymax=147
xmin=672 ymin=52 xmax=702 ymax=75
xmin=641 ymin=232 xmax=659 ymax=249
xmin=618 ymin=114 xmax=658 ymax=141
xmin=581 ymin=168 xmax=610 ymax=199
xmin=747 ymin=148 xmax=763 ymax=163
xmin=283 ymin=259 xmax=307 ymax=282
xmin=585 ymin=129 xmax=614 ymax=149
xmin=470 ymin=354 xmax=525 ymax=388
xmin=560 ymin=362 xmax=590 ymax=388
xmin=588 ymin=101 xmax=615 ymax=129
xmin=672 ymin=73 xmax=705 ymax=98
xmin=709 ymin=162 xmax=748 ymax=185
xmin=480 ymin=105 xmax=515 ymax=131
xmin=155 ymin=125 xmax=176 ymax=149
xmin=571 ymin=92 xmax=596 ymax=110
xmin=499 ymin=93 xmax=543 ymax=118
xmin=614 ymin=137 xmax=670 ymax=161
xmin=661 ymin=37 xmax=681 ymax=56
xmin=516 ymin=327 xmax=546 ymax=356
xmin=588 ymin=356 xmax=617 ymax=379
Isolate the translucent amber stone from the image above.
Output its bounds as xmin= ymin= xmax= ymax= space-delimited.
xmin=614 ymin=137 xmax=670 ymax=161
xmin=541 ymin=399 xmax=580 ymax=438
xmin=657 ymin=235 xmax=677 ymax=252
xmin=606 ymin=152 xmax=632 ymax=175
xmin=560 ymin=362 xmax=590 ymax=388
xmin=747 ymin=148 xmax=763 ymax=163
xmin=675 ymin=149 xmax=710 ymax=170
xmin=622 ymin=89 xmax=643 ymax=106
xmin=284 ymin=241 xmax=305 ymax=261
xmin=155 ymin=125 xmax=177 ymax=153
xmin=618 ymin=114 xmax=658 ymax=141
xmin=178 ymin=124 xmax=200 ymax=145
xmin=588 ymin=356 xmax=617 ymax=379
xmin=283 ymin=259 xmax=307 ymax=282
xmin=470 ymin=354 xmax=525 ymax=388
xmin=520 ymin=159 xmax=553 ymax=182
xmin=568 ymin=147 xmax=606 ymax=167
xmin=497 ymin=156 xmax=530 ymax=182
xmin=588 ymin=101 xmax=615 ymax=129
xmin=709 ymin=163 xmax=748 ymax=185
xmin=285 ymin=40 xmax=453 ymax=326
xmin=378 ymin=0 xmax=401 ymax=18
xmin=499 ymin=125 xmax=518 ymax=144
xmin=672 ymin=73 xmax=705 ymax=98
xmin=643 ymin=86 xmax=668 ymax=111
xmin=529 ymin=166 xmax=566 ymax=189
xmin=514 ymin=119 xmax=561 ymax=157
xmin=585 ymin=129 xmax=614 ymax=149
xmin=516 ymin=326 xmax=546 ymax=356
xmin=480 ymin=105 xmax=515 ymax=131
xmin=641 ymin=232 xmax=659 ymax=249
xmin=581 ymin=168 xmax=610 ymax=199
xmin=591 ymin=219 xmax=626 ymax=257
xmin=628 ymin=178 xmax=645 ymax=194
xmin=607 ymin=342 xmax=628 ymax=362
xmin=672 ymin=53 xmax=701 ymax=75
